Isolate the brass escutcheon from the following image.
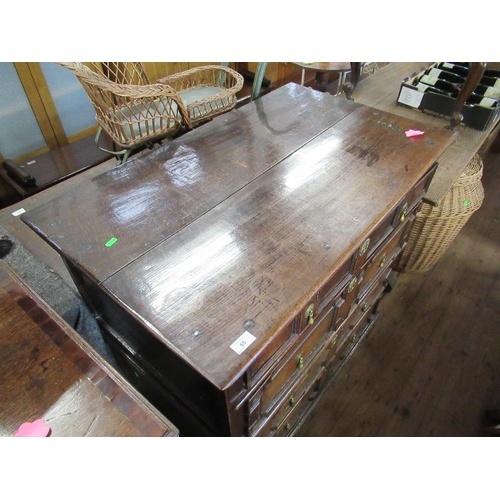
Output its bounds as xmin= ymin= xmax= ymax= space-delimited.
xmin=289 ymin=396 xmax=296 ymax=407
xmin=305 ymin=303 xmax=315 ymax=325
xmin=379 ymin=254 xmax=387 ymax=268
xmin=297 ymin=353 xmax=304 ymax=369
xmin=330 ymin=334 xmax=338 ymax=348
xmin=348 ymin=276 xmax=358 ymax=294
xmin=400 ymin=202 xmax=408 ymax=222
xmin=359 ymin=238 xmax=370 ymax=256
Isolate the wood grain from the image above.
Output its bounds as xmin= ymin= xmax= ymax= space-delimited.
xmin=0 ymin=260 xmax=178 ymax=437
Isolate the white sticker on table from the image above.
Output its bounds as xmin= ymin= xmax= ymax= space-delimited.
xmin=230 ymin=330 xmax=256 ymax=355
xmin=11 ymin=208 xmax=26 ymax=217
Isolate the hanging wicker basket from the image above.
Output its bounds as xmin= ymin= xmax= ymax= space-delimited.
xmin=395 ymin=153 xmax=485 ymax=274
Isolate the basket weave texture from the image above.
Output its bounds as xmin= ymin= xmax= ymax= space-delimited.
xmin=395 ymin=154 xmax=485 ymax=273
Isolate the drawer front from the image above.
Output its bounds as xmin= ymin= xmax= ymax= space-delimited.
xmin=357 ymin=218 xmax=408 ymax=296
xmin=252 ymin=361 xmax=324 ymax=436
xmin=324 ymin=273 xmax=389 ymax=368
xmin=248 ymin=319 xmax=295 ymax=383
xmin=330 ymin=274 xmax=362 ymax=332
xmin=253 ymin=306 xmax=335 ymax=415
xmin=316 ymin=257 xmax=353 ymax=313
xmin=273 ymin=370 xmax=324 ymax=437
xmin=352 ymin=207 xmax=396 ymax=274
xmin=393 ymin=165 xmax=436 ymax=228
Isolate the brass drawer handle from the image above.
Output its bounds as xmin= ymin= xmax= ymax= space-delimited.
xmin=379 ymin=253 xmax=387 ymax=268
xmin=305 ymin=303 xmax=315 ymax=325
xmin=289 ymin=396 xmax=296 ymax=407
xmin=359 ymin=237 xmax=370 ymax=256
xmin=400 ymin=203 xmax=408 ymax=222
xmin=330 ymin=334 xmax=338 ymax=348
xmin=348 ymin=276 xmax=358 ymax=294
xmin=297 ymin=353 xmax=304 ymax=370
xmin=285 ymin=422 xmax=291 ymax=431
xmin=361 ymin=302 xmax=369 ymax=313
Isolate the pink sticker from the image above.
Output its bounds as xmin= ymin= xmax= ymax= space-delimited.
xmin=14 ymin=419 xmax=51 ymax=437
xmin=405 ymin=129 xmax=425 ymax=137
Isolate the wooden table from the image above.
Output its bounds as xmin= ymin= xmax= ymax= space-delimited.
xmin=0 ymin=260 xmax=178 ymax=437
xmin=293 ymin=62 xmax=361 ymax=97
xmin=346 ymin=62 xmax=500 ymax=206
xmin=21 ymin=83 xmax=455 ymax=436
xmin=0 ymin=134 xmax=113 ymax=201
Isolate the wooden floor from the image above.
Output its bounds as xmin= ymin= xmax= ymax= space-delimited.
xmin=297 ymin=148 xmax=500 ymax=437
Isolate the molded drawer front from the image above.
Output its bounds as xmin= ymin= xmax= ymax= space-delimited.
xmin=255 ymin=306 xmax=334 ymax=414
xmin=273 ymin=371 xmax=324 ymax=437
xmin=352 ymin=207 xmax=396 ymax=274
xmin=253 ymin=362 xmax=324 ymax=436
xmin=248 ymin=319 xmax=295 ymax=384
xmin=316 ymin=257 xmax=353 ymax=312
xmin=357 ymin=219 xmax=408 ymax=296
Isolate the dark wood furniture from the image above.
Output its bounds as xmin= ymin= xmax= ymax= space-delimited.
xmin=293 ymin=62 xmax=361 ymax=98
xmin=22 ymin=83 xmax=455 ymax=436
xmin=0 ymin=260 xmax=178 ymax=437
xmin=0 ymin=134 xmax=113 ymax=201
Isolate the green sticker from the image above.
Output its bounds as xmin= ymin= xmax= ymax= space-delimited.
xmin=463 ymin=200 xmax=469 ymax=207
xmin=105 ymin=237 xmax=118 ymax=247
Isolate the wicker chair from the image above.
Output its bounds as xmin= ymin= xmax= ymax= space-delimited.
xmin=59 ymin=63 xmax=244 ymax=163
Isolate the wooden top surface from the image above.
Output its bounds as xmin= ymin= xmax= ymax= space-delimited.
xmin=0 ymin=260 xmax=178 ymax=437
xmin=22 ymin=84 xmax=362 ymax=282
xmin=349 ymin=62 xmax=500 ymax=205
xmin=21 ymin=83 xmax=456 ymax=390
xmin=293 ymin=62 xmax=352 ymax=72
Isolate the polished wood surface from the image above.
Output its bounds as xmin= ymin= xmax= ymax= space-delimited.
xmin=23 ymin=84 xmax=455 ymax=392
xmin=0 ymin=260 xmax=178 ymax=437
xmin=348 ymin=62 xmax=500 ymax=206
xmin=103 ymin=103 xmax=454 ymax=391
xmin=0 ymin=134 xmax=113 ymax=199
xmin=23 ymin=85 xmax=361 ymax=282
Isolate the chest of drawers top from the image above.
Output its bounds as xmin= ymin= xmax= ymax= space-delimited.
xmin=23 ymin=83 xmax=455 ymax=391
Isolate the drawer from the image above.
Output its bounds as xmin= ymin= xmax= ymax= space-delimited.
xmin=324 ymin=275 xmax=388 ymax=368
xmin=326 ymin=309 xmax=379 ymax=382
xmin=252 ymin=361 xmax=324 ymax=436
xmin=357 ymin=218 xmax=408 ymax=297
xmin=330 ymin=274 xmax=362 ymax=332
xmin=393 ymin=165 xmax=436 ymax=228
xmin=316 ymin=257 xmax=353 ymax=313
xmin=252 ymin=305 xmax=335 ymax=415
xmin=249 ymin=258 xmax=352 ymax=386
xmin=352 ymin=206 xmax=398 ymax=274
xmin=352 ymin=164 xmax=436 ymax=274
xmin=248 ymin=319 xmax=295 ymax=384
xmin=273 ymin=370 xmax=324 ymax=437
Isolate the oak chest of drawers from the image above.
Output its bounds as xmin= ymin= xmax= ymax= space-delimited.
xmin=22 ymin=84 xmax=455 ymax=436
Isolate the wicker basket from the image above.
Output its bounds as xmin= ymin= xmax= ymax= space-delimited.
xmin=395 ymin=154 xmax=485 ymax=273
